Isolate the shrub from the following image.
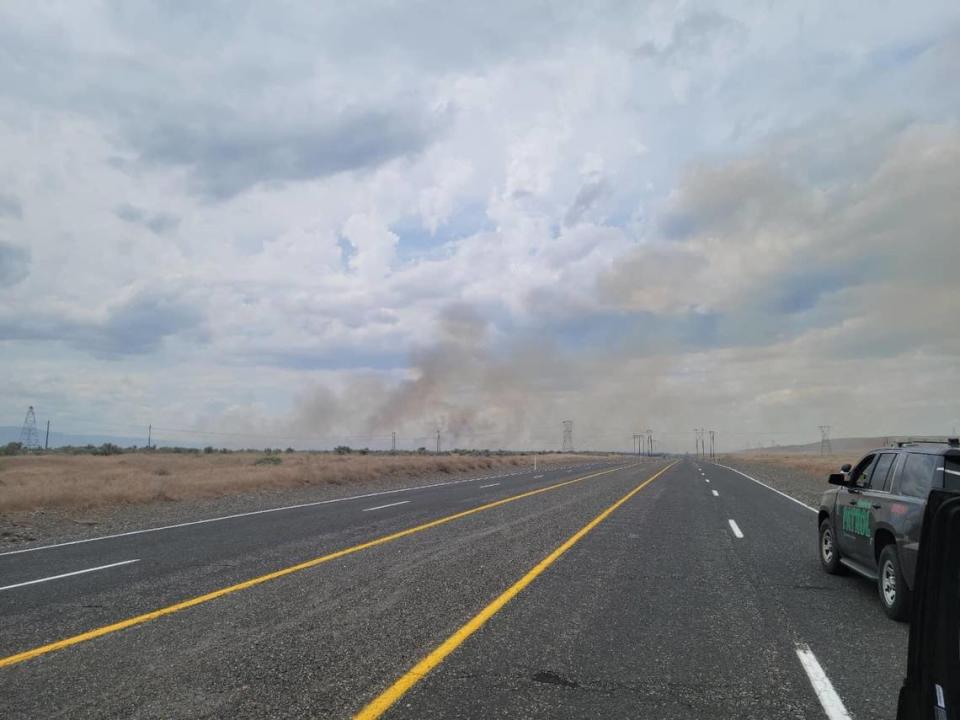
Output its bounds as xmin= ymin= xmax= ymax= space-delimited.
xmin=1 ymin=442 xmax=22 ymax=456
xmin=203 ymin=446 xmax=214 ymax=454
xmin=254 ymin=455 xmax=282 ymax=466
xmin=334 ymin=445 xmax=352 ymax=455
xmin=285 ymin=447 xmax=295 ymax=453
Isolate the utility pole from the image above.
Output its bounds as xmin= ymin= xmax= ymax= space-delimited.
xmin=391 ymin=431 xmax=397 ymax=452
xmin=709 ymin=430 xmax=716 ymax=460
xmin=44 ymin=420 xmax=50 ymax=450
xmin=147 ymin=424 xmax=152 ymax=449
xmin=819 ymin=425 xmax=832 ymax=455
xmin=647 ymin=429 xmax=654 ymax=456
xmin=633 ymin=433 xmax=642 ymax=456
xmin=436 ymin=428 xmax=441 ymax=454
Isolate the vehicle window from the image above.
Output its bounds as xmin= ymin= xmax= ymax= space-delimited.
xmin=895 ymin=453 xmax=940 ymax=498
xmin=943 ymin=457 xmax=960 ymax=492
xmin=869 ymin=453 xmax=896 ymax=491
xmin=849 ymin=455 xmax=877 ymax=487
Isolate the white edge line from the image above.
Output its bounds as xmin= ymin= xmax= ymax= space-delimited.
xmin=795 ymin=643 xmax=853 ymax=720
xmin=479 ymin=483 xmax=500 ymax=488
xmin=711 ymin=489 xmax=719 ymax=497
xmin=0 ymin=463 xmax=619 ymax=557
xmin=728 ymin=519 xmax=744 ymax=538
xmin=704 ymin=478 xmax=710 ymax=483
xmin=361 ymin=500 xmax=411 ymax=512
xmin=711 ymin=462 xmax=817 ymax=513
xmin=0 ymin=559 xmax=140 ymax=592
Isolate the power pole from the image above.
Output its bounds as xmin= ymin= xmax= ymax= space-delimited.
xmin=391 ymin=431 xmax=397 ymax=452
xmin=147 ymin=424 xmax=152 ymax=449
xmin=819 ymin=425 xmax=832 ymax=455
xmin=18 ymin=406 xmax=40 ymax=449
xmin=646 ymin=429 xmax=654 ymax=456
xmin=709 ymin=430 xmax=716 ymax=460
xmin=633 ymin=433 xmax=642 ymax=456
xmin=436 ymin=428 xmax=441 ymax=454
xmin=561 ymin=420 xmax=574 ymax=452
xmin=44 ymin=420 xmax=50 ymax=450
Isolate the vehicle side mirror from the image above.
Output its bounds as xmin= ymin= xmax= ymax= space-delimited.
xmin=841 ymin=463 xmax=852 ymax=473
xmin=896 ymin=489 xmax=960 ymax=719
xmin=828 ymin=473 xmax=847 ymax=486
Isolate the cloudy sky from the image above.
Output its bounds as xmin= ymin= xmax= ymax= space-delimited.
xmin=1 ymin=1 xmax=959 ymax=452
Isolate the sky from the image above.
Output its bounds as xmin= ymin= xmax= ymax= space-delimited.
xmin=1 ymin=1 xmax=959 ymax=452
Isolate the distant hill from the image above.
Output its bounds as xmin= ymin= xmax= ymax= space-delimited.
xmin=0 ymin=426 xmax=173 ymax=449
xmin=738 ymin=436 xmax=951 ymax=455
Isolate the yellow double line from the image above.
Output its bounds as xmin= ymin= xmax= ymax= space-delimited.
xmin=355 ymin=461 xmax=676 ymax=719
xmin=0 ymin=464 xmax=638 ymax=669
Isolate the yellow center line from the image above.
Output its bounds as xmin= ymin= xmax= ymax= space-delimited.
xmin=354 ymin=461 xmax=677 ymax=720
xmin=0 ymin=463 xmax=643 ymax=669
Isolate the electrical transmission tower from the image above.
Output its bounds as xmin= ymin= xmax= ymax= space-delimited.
xmin=709 ymin=430 xmax=716 ymax=460
xmin=633 ymin=433 xmax=642 ymax=456
xmin=561 ymin=420 xmax=574 ymax=452
xmin=646 ymin=429 xmax=653 ymax=456
xmin=819 ymin=425 xmax=832 ymax=455
xmin=18 ymin=406 xmax=41 ymax=449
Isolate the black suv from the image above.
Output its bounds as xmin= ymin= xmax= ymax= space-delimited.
xmin=817 ymin=439 xmax=960 ymax=620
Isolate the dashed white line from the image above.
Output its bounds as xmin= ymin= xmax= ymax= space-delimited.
xmin=711 ymin=490 xmax=719 ymax=497
xmin=533 ymin=474 xmax=544 ymax=479
xmin=728 ymin=519 xmax=744 ymax=538
xmin=361 ymin=500 xmax=411 ymax=512
xmin=479 ymin=483 xmax=500 ymax=489
xmin=704 ymin=478 xmax=710 ymax=483
xmin=0 ymin=559 xmax=141 ymax=592
xmin=795 ymin=643 xmax=852 ymax=720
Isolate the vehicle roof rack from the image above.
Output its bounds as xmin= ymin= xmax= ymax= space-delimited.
xmin=895 ymin=438 xmax=960 ymax=448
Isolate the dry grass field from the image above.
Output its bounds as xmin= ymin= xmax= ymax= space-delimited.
xmin=720 ymin=452 xmax=856 ymax=477
xmin=0 ymin=452 xmax=602 ymax=512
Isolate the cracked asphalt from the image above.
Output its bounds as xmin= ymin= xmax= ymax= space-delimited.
xmin=0 ymin=459 xmax=906 ymax=718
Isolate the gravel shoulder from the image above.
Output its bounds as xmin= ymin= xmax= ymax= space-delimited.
xmin=714 ymin=456 xmax=830 ymax=508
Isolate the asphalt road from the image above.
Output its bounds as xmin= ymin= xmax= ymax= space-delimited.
xmin=0 ymin=459 xmax=907 ymax=719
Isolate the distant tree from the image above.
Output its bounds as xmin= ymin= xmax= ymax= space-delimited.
xmin=284 ymin=447 xmax=295 ymax=453
xmin=334 ymin=445 xmax=352 ymax=455
xmin=1 ymin=442 xmax=22 ymax=456
xmin=203 ymin=446 xmax=214 ymax=454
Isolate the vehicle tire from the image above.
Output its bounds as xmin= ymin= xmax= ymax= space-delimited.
xmin=819 ymin=520 xmax=844 ymax=574
xmin=878 ymin=544 xmax=911 ymax=622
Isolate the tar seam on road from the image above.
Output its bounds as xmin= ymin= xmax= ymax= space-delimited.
xmin=794 ymin=643 xmax=852 ymax=720
xmin=711 ymin=462 xmax=816 ymax=512
xmin=353 ymin=461 xmax=677 ymax=720
xmin=0 ymin=464 xmax=634 ymax=669
xmin=728 ymin=519 xmax=744 ymax=538
xmin=0 ymin=559 xmax=140 ymax=592
xmin=0 ymin=464 xmax=604 ymax=558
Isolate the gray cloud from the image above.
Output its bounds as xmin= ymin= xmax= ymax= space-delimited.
xmin=563 ymin=177 xmax=610 ymax=227
xmin=115 ymin=203 xmax=180 ymax=235
xmin=0 ymin=194 xmax=23 ymax=219
xmin=0 ymin=241 xmax=30 ymax=286
xmin=127 ymin=106 xmax=441 ymax=200
xmin=0 ymin=289 xmax=207 ymax=357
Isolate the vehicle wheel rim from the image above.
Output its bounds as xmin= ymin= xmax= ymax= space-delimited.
xmin=882 ymin=559 xmax=897 ymax=606
xmin=821 ymin=529 xmax=834 ymax=564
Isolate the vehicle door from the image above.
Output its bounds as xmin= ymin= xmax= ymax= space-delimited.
xmin=858 ymin=451 xmax=899 ymax=572
xmin=890 ymin=452 xmax=941 ymax=587
xmin=836 ymin=453 xmax=878 ymax=564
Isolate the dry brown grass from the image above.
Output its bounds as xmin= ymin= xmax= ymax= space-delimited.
xmin=0 ymin=452 xmax=602 ymax=512
xmin=721 ymin=452 xmax=857 ymax=477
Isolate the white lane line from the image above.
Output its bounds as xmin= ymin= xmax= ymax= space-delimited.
xmin=712 ymin=490 xmax=719 ymax=497
xmin=533 ymin=474 xmax=544 ymax=479
xmin=728 ymin=519 xmax=744 ymax=539
xmin=362 ymin=500 xmax=411 ymax=512
xmin=0 ymin=465 xmax=636 ymax=558
xmin=711 ymin=462 xmax=816 ymax=512
xmin=795 ymin=643 xmax=852 ymax=720
xmin=704 ymin=478 xmax=710 ymax=483
xmin=479 ymin=483 xmax=500 ymax=489
xmin=0 ymin=559 xmax=140 ymax=592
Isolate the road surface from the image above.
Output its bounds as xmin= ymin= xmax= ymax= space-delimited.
xmin=0 ymin=459 xmax=907 ymax=718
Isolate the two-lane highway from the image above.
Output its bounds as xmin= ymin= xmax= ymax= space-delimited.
xmin=0 ymin=459 xmax=907 ymax=718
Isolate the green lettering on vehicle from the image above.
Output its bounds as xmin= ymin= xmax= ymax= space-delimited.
xmin=841 ymin=505 xmax=872 ymax=537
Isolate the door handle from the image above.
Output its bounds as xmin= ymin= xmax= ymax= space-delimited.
xmin=872 ymin=504 xmax=881 ymax=509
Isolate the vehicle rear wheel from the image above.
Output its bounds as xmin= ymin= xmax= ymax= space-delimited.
xmin=819 ymin=520 xmax=844 ymax=574
xmin=878 ymin=544 xmax=911 ymax=621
